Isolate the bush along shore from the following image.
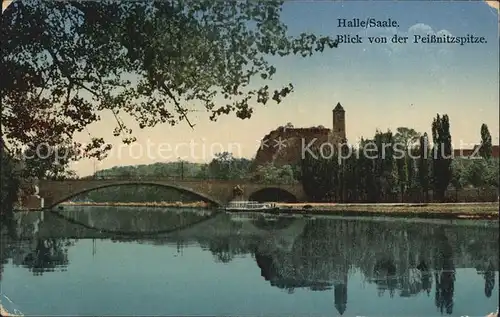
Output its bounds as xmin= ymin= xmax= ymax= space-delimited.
xmin=32 ymin=201 xmax=500 ymax=220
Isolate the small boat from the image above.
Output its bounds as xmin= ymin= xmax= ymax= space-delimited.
xmin=224 ymin=201 xmax=280 ymax=212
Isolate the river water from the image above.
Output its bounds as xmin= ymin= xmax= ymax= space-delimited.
xmin=0 ymin=206 xmax=498 ymax=316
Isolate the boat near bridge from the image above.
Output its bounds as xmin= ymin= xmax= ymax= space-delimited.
xmin=224 ymin=200 xmax=280 ymax=213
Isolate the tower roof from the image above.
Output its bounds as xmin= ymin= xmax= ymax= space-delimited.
xmin=333 ymin=102 xmax=344 ymax=112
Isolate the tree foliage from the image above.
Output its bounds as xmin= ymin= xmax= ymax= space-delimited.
xmin=394 ymin=156 xmax=408 ymax=202
xmin=207 ymin=152 xmax=252 ymax=180
xmin=254 ymin=162 xmax=296 ymax=184
xmin=449 ymin=159 xmax=466 ymax=191
xmin=431 ymin=114 xmax=452 ymax=202
xmin=2 ymin=0 xmax=338 ymax=158
xmin=479 ymin=123 xmax=492 ymax=159
xmin=372 ymin=130 xmax=396 ymax=199
xmin=21 ymin=140 xmax=79 ymax=179
xmin=22 ymin=239 xmax=71 ymax=275
xmin=417 ymin=133 xmax=431 ymax=201
xmin=1 ymin=144 xmax=21 ymax=216
xmin=394 ymin=127 xmax=420 ymax=151
xmin=300 ymin=150 xmax=336 ymax=201
xmin=452 ymin=158 xmax=499 ymax=190
xmin=299 ymin=120 xmax=497 ymax=203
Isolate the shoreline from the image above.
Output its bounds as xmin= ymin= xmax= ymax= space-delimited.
xmin=274 ymin=202 xmax=499 ymax=220
xmin=15 ymin=201 xmax=499 ymax=220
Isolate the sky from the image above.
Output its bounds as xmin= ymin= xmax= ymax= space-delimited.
xmin=2 ymin=0 xmax=499 ymax=176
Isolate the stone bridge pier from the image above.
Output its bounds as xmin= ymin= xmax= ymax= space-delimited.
xmin=29 ymin=179 xmax=307 ymax=209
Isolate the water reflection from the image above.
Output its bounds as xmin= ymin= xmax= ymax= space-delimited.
xmin=19 ymin=239 xmax=72 ymax=275
xmin=0 ymin=207 xmax=498 ymax=316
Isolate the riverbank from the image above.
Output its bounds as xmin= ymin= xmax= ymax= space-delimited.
xmin=275 ymin=202 xmax=499 ymax=220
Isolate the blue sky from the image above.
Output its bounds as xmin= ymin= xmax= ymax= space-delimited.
xmin=268 ymin=1 xmax=499 ymax=124
xmin=279 ymin=1 xmax=498 ymax=76
xmin=6 ymin=0 xmax=496 ymax=175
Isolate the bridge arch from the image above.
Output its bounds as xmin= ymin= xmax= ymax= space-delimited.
xmin=248 ymin=187 xmax=298 ymax=203
xmin=45 ymin=182 xmax=222 ymax=209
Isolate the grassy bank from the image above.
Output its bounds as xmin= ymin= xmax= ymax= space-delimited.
xmin=275 ymin=202 xmax=499 ymax=220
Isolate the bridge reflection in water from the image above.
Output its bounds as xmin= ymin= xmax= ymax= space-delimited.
xmin=1 ymin=207 xmax=498 ymax=316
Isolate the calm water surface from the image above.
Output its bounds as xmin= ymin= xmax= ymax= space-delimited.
xmin=0 ymin=206 xmax=498 ymax=316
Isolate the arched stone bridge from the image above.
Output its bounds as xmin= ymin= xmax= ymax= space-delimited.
xmin=34 ymin=178 xmax=307 ymax=209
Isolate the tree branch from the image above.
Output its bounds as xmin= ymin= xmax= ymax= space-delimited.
xmin=110 ymin=109 xmax=126 ymax=134
xmin=47 ymin=48 xmax=128 ymax=138
xmin=47 ymin=48 xmax=100 ymax=97
xmin=159 ymin=80 xmax=195 ymax=129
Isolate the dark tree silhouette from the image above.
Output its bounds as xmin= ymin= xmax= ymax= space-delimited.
xmin=433 ymin=230 xmax=455 ymax=315
xmin=300 ymin=150 xmax=337 ymax=202
xmin=418 ymin=133 xmax=430 ymax=202
xmin=22 ymin=239 xmax=70 ymax=275
xmin=480 ymin=124 xmax=493 ymax=159
xmin=208 ymin=237 xmax=234 ymax=263
xmin=374 ymin=258 xmax=398 ymax=297
xmin=0 ymin=144 xmax=20 ymax=218
xmin=334 ymin=282 xmax=348 ymax=315
xmin=483 ymin=266 xmax=495 ymax=298
xmin=417 ymin=260 xmax=432 ymax=295
xmin=431 ymin=114 xmax=452 ymax=202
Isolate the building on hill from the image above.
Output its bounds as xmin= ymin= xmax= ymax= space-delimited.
xmin=253 ymin=102 xmax=347 ymax=168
